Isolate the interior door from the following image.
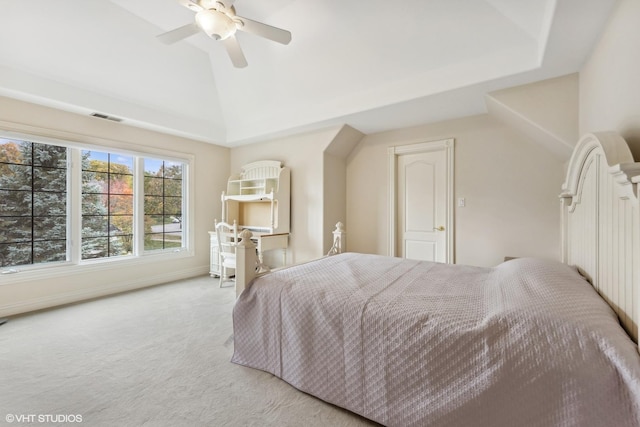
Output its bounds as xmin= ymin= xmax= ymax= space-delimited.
xmin=397 ymin=150 xmax=448 ymax=262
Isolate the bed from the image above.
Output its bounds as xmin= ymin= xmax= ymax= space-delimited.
xmin=231 ymin=132 xmax=640 ymax=427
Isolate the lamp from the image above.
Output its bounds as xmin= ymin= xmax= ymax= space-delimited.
xmin=195 ymin=9 xmax=237 ymax=40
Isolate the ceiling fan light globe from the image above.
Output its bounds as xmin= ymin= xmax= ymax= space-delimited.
xmin=195 ymin=9 xmax=236 ymax=40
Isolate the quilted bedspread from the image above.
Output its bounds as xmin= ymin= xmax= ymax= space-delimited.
xmin=231 ymin=253 xmax=640 ymax=427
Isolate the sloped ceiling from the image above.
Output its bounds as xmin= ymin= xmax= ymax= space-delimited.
xmin=0 ymin=0 xmax=617 ymax=147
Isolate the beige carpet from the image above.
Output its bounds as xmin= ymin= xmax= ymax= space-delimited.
xmin=0 ymin=276 xmax=378 ymax=427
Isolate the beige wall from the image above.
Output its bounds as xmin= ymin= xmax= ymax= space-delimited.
xmin=230 ymin=125 xmax=362 ymax=263
xmin=347 ymin=114 xmax=565 ymax=267
xmin=0 ymin=96 xmax=228 ymax=317
xmin=580 ymin=0 xmax=640 ymax=158
xmin=323 ymin=153 xmax=347 ymax=253
xmin=230 ymin=127 xmax=341 ymax=263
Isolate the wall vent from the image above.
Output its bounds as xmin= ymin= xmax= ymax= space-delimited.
xmin=90 ymin=112 xmax=122 ymax=122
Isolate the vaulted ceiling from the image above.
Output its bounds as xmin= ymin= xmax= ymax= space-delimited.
xmin=0 ymin=0 xmax=617 ymax=147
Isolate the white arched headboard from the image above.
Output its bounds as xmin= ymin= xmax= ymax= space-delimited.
xmin=560 ymin=132 xmax=640 ymax=346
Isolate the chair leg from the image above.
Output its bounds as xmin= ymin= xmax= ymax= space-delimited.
xmin=219 ymin=266 xmax=224 ymax=288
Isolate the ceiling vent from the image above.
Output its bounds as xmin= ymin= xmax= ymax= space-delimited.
xmin=90 ymin=112 xmax=122 ymax=122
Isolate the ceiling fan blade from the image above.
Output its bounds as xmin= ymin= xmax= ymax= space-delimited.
xmin=189 ymin=0 xmax=234 ymax=10
xmin=177 ymin=0 xmax=203 ymax=12
xmin=157 ymin=23 xmax=200 ymax=44
xmin=222 ymin=35 xmax=248 ymax=68
xmin=236 ymin=16 xmax=291 ymax=45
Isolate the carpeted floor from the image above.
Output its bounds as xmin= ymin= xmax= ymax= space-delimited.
xmin=0 ymin=276 xmax=377 ymax=427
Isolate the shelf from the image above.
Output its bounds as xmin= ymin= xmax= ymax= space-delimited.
xmin=227 ymin=176 xmax=279 ymax=197
xmin=224 ymin=194 xmax=274 ymax=202
xmin=222 ymin=160 xmax=290 ymax=235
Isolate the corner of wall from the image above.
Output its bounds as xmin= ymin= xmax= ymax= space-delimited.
xmin=323 ymin=124 xmax=365 ymax=159
xmin=485 ymin=73 xmax=578 ymax=160
xmin=322 ymin=125 xmax=364 ymax=253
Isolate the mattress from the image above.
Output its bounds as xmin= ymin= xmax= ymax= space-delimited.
xmin=232 ymin=253 xmax=640 ymax=427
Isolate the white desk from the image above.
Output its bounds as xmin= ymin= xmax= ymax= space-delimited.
xmin=208 ymin=230 xmax=288 ymax=277
xmin=251 ymin=232 xmax=289 ymax=269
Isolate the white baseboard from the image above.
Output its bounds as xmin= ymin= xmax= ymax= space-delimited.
xmin=0 ymin=266 xmax=210 ymax=317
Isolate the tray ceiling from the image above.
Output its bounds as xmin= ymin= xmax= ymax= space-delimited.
xmin=0 ymin=0 xmax=617 ymax=146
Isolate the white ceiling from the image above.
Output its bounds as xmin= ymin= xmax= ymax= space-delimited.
xmin=0 ymin=0 xmax=617 ymax=147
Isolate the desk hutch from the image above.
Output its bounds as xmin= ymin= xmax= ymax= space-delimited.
xmin=209 ymin=160 xmax=290 ymax=276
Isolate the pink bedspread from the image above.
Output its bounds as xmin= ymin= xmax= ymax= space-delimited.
xmin=232 ymin=253 xmax=640 ymax=427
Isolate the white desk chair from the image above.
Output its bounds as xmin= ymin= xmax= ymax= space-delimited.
xmin=215 ymin=220 xmax=238 ymax=288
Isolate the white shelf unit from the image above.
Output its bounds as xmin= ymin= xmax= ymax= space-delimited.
xmin=210 ymin=160 xmax=291 ymax=277
xmin=226 ymin=177 xmax=279 ymax=196
xmin=222 ymin=160 xmax=290 ymax=234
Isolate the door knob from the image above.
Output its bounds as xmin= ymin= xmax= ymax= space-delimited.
xmin=434 ymin=226 xmax=445 ymax=231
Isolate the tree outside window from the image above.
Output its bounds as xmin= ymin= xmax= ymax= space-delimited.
xmin=0 ymin=139 xmax=67 ymax=267
xmin=81 ymin=151 xmax=133 ymax=259
xmin=143 ymin=158 xmax=183 ymax=251
xmin=0 ymin=136 xmax=188 ymax=269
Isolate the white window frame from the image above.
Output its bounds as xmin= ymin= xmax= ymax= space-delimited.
xmin=0 ymin=128 xmax=195 ymax=282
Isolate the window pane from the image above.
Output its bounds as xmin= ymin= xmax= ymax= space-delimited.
xmin=83 ymin=171 xmax=108 ymax=190
xmin=82 ymin=237 xmax=109 ymax=259
xmin=144 ymin=158 xmax=163 ymax=177
xmin=0 ymin=242 xmax=32 ymax=267
xmin=144 ymin=176 xmax=163 ymax=196
xmin=163 ymin=162 xmax=183 ymax=179
xmin=145 ymin=215 xmax=164 ymax=231
xmin=144 ymin=195 xmax=163 ymax=215
xmin=165 ymin=179 xmax=182 ymax=197
xmin=34 ymin=240 xmax=66 ymax=263
xmin=34 ymin=216 xmax=66 ymax=241
xmin=109 ymin=236 xmax=131 ymax=256
xmin=110 ymin=215 xmax=133 ymax=237
xmin=34 ymin=167 xmax=66 ymax=192
xmin=82 ymin=215 xmax=108 ymax=238
xmin=144 ymin=233 xmax=164 ymax=251
xmin=110 ymin=219 xmax=133 ymax=255
xmin=0 ymin=217 xmax=32 ymax=242
xmin=0 ymin=139 xmax=67 ymax=267
xmin=110 ymin=173 xmax=133 ymax=194
xmin=82 ymin=193 xmax=108 ymax=215
xmin=109 ymin=194 xmax=133 ymax=215
xmin=0 ymin=139 xmax=27 ymax=165
xmin=33 ymin=192 xmax=66 ymax=216
xmin=110 ymin=155 xmax=133 ymax=173
xmin=0 ymin=190 xmax=31 ymax=216
xmin=0 ymin=164 xmax=31 ymax=190
xmin=165 ymin=231 xmax=182 ymax=248
xmin=164 ymin=197 xmax=182 ymax=215
xmin=142 ymin=157 xmax=186 ymax=252
xmin=81 ymin=150 xmax=134 ymax=260
xmin=82 ymin=151 xmax=109 ymax=172
xmin=164 ymin=215 xmax=181 ymax=230
xmin=33 ymin=144 xmax=67 ymax=168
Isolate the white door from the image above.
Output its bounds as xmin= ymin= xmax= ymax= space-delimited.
xmin=397 ymin=150 xmax=448 ymax=262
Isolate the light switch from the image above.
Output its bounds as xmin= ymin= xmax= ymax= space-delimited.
xmin=457 ymin=197 xmax=465 ymax=207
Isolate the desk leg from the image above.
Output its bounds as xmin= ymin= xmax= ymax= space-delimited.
xmin=256 ymin=248 xmax=270 ymax=273
xmin=258 ymin=249 xmax=264 ymax=268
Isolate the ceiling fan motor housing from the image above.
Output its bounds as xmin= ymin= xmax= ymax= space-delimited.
xmin=195 ymin=9 xmax=236 ymax=40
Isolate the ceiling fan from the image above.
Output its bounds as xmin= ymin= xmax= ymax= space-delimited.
xmin=157 ymin=0 xmax=292 ymax=68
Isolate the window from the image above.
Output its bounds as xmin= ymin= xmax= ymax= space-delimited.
xmin=82 ymin=151 xmax=134 ymax=259
xmin=0 ymin=135 xmax=189 ymax=269
xmin=0 ymin=139 xmax=67 ymax=267
xmin=143 ymin=158 xmax=183 ymax=251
